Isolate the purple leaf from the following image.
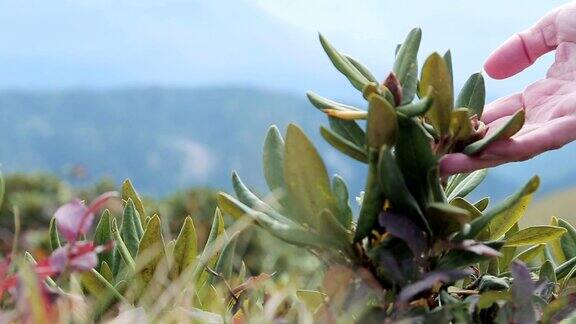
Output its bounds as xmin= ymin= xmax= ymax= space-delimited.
xmin=48 ymin=242 xmax=101 ymax=273
xmin=456 ymin=240 xmax=502 ymax=257
xmin=511 ymin=261 xmax=536 ymax=323
xmin=399 ymin=269 xmax=470 ymax=302
xmin=379 ymin=211 xmax=427 ymax=257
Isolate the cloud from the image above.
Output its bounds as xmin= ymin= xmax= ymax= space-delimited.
xmin=166 ymin=137 xmax=216 ymax=182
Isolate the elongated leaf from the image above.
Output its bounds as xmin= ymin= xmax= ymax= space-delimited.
xmin=549 ymin=216 xmax=567 ymax=264
xmin=558 ymin=218 xmax=576 ymax=259
xmin=426 ymin=203 xmax=470 ymax=237
xmin=446 ymin=169 xmax=488 ymax=200
xmin=379 ymin=211 xmax=426 ymax=257
xmin=318 ymin=34 xmax=368 ymax=91
xmin=515 ymin=243 xmax=546 ymax=263
xmin=504 ymin=226 xmax=566 ymax=247
xmin=100 ymin=261 xmax=113 ymax=283
xmin=464 ymin=109 xmax=525 ymax=155
xmin=556 ymin=256 xmax=576 ymax=280
xmin=318 ymin=209 xmax=351 ymax=244
xmin=137 ymin=215 xmax=167 ymax=284
xmin=498 ymin=223 xmax=519 ymax=273
xmin=393 ymin=28 xmax=421 ymax=104
xmin=449 ymin=108 xmax=473 ymax=142
xmin=231 ymin=171 xmax=296 ymax=225
xmin=111 ymin=217 xmax=136 ymax=271
xmin=366 ymin=95 xmax=397 ymax=149
xmin=478 ymin=291 xmax=511 ymax=310
xmin=540 ymin=260 xmax=557 ymax=283
xmin=395 ymin=115 xmax=438 ymax=210
xmin=456 ymin=73 xmax=485 ymax=118
xmin=377 ymin=146 xmax=425 ymax=228
xmin=320 ymin=126 xmax=367 ymax=163
xmin=444 ymin=50 xmax=454 ymax=94
xmin=328 ymin=117 xmax=366 ymax=148
xmin=170 ymin=217 xmax=197 ymax=278
xmin=345 ymin=55 xmax=377 ymax=83
xmin=120 ymin=199 xmax=144 ymax=257
xmin=207 ymin=232 xmax=238 ymax=285
xmin=450 ymin=198 xmax=482 ymax=219
xmin=297 ymin=290 xmax=327 ymax=312
xmin=396 ymin=93 xmax=433 ymax=117
xmin=48 ymin=217 xmax=61 ymax=252
xmin=217 ymin=193 xmax=342 ymax=250
xmin=356 ymin=150 xmax=384 ymax=242
xmin=454 ymin=176 xmax=539 ymax=241
xmin=474 ymin=197 xmax=490 ymax=211
xmin=399 ymin=270 xmax=469 ymax=302
xmin=437 ymin=241 xmax=504 ymax=270
xmin=306 ymin=91 xmax=361 ymax=112
xmin=511 ymin=261 xmax=536 ymax=323
xmin=284 ymin=124 xmax=338 ymax=229
xmin=122 ymin=179 xmax=146 ymax=225
xmin=420 ymin=52 xmax=453 ymax=136
xmin=331 ymin=175 xmax=353 ymax=230
xmin=93 ymin=209 xmax=113 ymax=269
xmin=263 ymin=126 xmax=287 ymax=195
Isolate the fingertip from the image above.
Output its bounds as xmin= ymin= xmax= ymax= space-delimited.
xmin=439 ymin=154 xmax=474 ymax=176
xmin=484 ymin=35 xmax=531 ymax=80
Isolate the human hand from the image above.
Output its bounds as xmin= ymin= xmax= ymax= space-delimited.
xmin=440 ymin=2 xmax=576 ymax=175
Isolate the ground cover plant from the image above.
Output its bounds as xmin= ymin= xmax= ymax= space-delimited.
xmin=3 ymin=28 xmax=576 ymax=323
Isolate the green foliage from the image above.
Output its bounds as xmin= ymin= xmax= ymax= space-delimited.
xmin=218 ymin=28 xmax=576 ymax=322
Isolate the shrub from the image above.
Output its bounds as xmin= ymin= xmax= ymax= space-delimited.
xmin=217 ymin=28 xmax=576 ymax=322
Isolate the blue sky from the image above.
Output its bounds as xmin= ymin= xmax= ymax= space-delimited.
xmin=0 ymin=0 xmax=567 ymax=100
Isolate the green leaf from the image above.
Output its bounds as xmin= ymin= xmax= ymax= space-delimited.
xmin=450 ymin=197 xmax=482 ymax=219
xmin=393 ymin=28 xmax=421 ymax=104
xmin=557 ymin=218 xmax=576 ymax=259
xmin=464 ymin=109 xmax=525 ymax=155
xmin=395 ymin=115 xmax=438 ymax=210
xmin=93 ymin=210 xmax=113 ymax=269
xmin=207 ymin=232 xmax=239 ymax=285
xmin=454 ymin=176 xmax=539 ymax=241
xmin=100 ymin=261 xmax=113 ymax=283
xmin=306 ymin=91 xmax=362 ymax=112
xmin=366 ymin=95 xmax=398 ymax=149
xmin=443 ymin=50 xmax=454 ymax=95
xmin=446 ymin=169 xmax=488 ymax=201
xmin=122 ymin=179 xmax=146 ymax=225
xmin=320 ymin=126 xmax=368 ymax=163
xmin=515 ymin=243 xmax=546 ymax=263
xmin=318 ymin=33 xmax=368 ymax=91
xmin=449 ymin=108 xmax=473 ymax=142
xmin=355 ymin=150 xmax=384 ymax=242
xmin=504 ymin=226 xmax=566 ymax=247
xmin=170 ymin=216 xmax=197 ymax=279
xmin=263 ymin=126 xmax=287 ymax=196
xmin=426 ymin=203 xmax=470 ymax=237
xmin=120 ymin=199 xmax=144 ymax=257
xmin=297 ymin=290 xmax=327 ymax=312
xmin=111 ymin=217 xmax=136 ymax=272
xmin=456 ymin=73 xmax=486 ymax=118
xmin=539 ymin=260 xmax=556 ymax=283
xmin=137 ymin=215 xmax=167 ymax=284
xmin=477 ymin=291 xmax=511 ymax=310
xmin=331 ymin=175 xmax=353 ymax=230
xmin=377 ymin=146 xmax=426 ymax=228
xmin=345 ymin=55 xmax=377 ymax=83
xmin=284 ymin=124 xmax=339 ymax=229
xmin=318 ymin=209 xmax=351 ymax=244
xmin=555 ymin=256 xmax=576 ymax=280
xmin=48 ymin=217 xmax=61 ymax=252
xmin=420 ymin=52 xmax=453 ymax=136
xmin=196 ymin=208 xmax=225 ymax=286
xmin=231 ymin=171 xmax=296 ymax=225
xmin=328 ymin=117 xmax=366 ymax=148
xmin=474 ymin=197 xmax=490 ymax=211
xmin=395 ymin=92 xmax=433 ymax=117
xmin=549 ymin=216 xmax=567 ymax=264
xmin=498 ymin=223 xmax=519 ymax=273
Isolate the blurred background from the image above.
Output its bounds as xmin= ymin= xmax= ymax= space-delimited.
xmin=0 ymin=0 xmax=573 ymax=231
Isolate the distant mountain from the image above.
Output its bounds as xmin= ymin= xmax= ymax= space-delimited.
xmin=0 ymin=86 xmax=575 ymax=203
xmin=0 ymin=87 xmax=366 ymax=197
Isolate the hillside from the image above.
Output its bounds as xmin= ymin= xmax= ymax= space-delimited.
xmin=0 ymin=86 xmax=575 ymax=203
xmin=522 ymin=187 xmax=576 ymax=227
